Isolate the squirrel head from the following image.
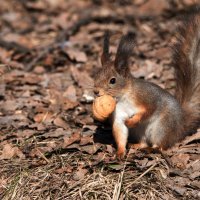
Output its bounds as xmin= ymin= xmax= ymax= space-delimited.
xmin=94 ymin=31 xmax=135 ymax=99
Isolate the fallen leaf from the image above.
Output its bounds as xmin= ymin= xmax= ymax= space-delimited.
xmin=182 ymin=131 xmax=200 ymax=146
xmin=62 ymin=132 xmax=81 ymax=148
xmin=171 ymin=185 xmax=186 ymax=196
xmin=64 ymin=47 xmax=87 ymax=63
xmin=80 ymin=144 xmax=102 ymax=155
xmin=73 ymin=168 xmax=88 ymax=180
xmin=70 ymin=66 xmax=93 ymax=89
xmin=63 ymin=85 xmax=77 ymax=102
xmin=43 ymin=128 xmax=71 ymax=138
xmin=190 ymin=171 xmax=200 ymax=180
xmin=80 ymin=136 xmax=93 ymax=146
xmin=53 ymin=116 xmax=69 ymax=130
xmin=106 ymin=145 xmax=114 ymax=154
xmin=62 ymin=98 xmax=78 ymax=110
xmin=108 ymin=163 xmax=124 ymax=171
xmin=138 ymin=0 xmax=169 ymax=16
xmin=171 ymin=153 xmax=190 ymax=169
xmin=1 ymin=100 xmax=19 ymax=112
xmin=33 ymin=112 xmax=54 ymax=123
xmin=29 ymin=147 xmax=53 ymax=158
xmin=0 ymin=143 xmax=25 ymax=159
xmin=55 ymin=165 xmax=73 ymax=174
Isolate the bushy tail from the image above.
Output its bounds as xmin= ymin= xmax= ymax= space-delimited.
xmin=173 ymin=14 xmax=200 ymax=134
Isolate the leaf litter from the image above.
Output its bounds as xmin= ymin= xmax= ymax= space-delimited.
xmin=0 ymin=1 xmax=200 ymax=199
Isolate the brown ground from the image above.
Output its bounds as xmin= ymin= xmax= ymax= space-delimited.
xmin=0 ymin=0 xmax=200 ymax=199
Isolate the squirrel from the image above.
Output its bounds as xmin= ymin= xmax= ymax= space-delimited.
xmin=93 ymin=14 xmax=200 ymax=158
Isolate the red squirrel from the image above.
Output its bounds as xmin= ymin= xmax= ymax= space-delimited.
xmin=93 ymin=14 xmax=200 ymax=158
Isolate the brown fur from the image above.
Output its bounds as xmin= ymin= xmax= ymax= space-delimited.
xmin=172 ymin=14 xmax=200 ymax=137
xmin=125 ymin=106 xmax=147 ymax=128
xmin=126 ymin=90 xmax=157 ymax=127
xmin=101 ymin=31 xmax=110 ymax=66
xmin=129 ymin=142 xmax=148 ymax=150
xmin=94 ymin=17 xmax=200 ymax=157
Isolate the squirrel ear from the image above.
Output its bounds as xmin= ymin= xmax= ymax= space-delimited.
xmin=114 ymin=32 xmax=135 ymax=76
xmin=101 ymin=31 xmax=110 ymax=66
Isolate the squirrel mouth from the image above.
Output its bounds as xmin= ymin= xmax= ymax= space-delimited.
xmin=114 ymin=96 xmax=119 ymax=102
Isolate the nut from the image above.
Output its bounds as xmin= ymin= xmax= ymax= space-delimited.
xmin=92 ymin=95 xmax=116 ymax=122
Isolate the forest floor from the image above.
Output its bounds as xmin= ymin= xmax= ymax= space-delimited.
xmin=0 ymin=0 xmax=200 ymax=199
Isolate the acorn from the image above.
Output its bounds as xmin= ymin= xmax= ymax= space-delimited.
xmin=92 ymin=95 xmax=116 ymax=122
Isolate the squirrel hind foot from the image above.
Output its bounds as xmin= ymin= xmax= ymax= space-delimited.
xmin=128 ymin=142 xmax=148 ymax=150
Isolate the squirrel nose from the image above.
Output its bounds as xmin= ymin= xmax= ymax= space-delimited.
xmin=94 ymin=89 xmax=100 ymax=96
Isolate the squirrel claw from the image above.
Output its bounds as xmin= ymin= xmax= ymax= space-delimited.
xmin=116 ymin=149 xmax=126 ymax=160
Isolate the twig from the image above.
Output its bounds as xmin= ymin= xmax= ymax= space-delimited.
xmin=125 ymin=159 xmax=158 ymax=190
xmin=112 ymin=150 xmax=131 ymax=200
xmin=36 ymin=149 xmax=50 ymax=163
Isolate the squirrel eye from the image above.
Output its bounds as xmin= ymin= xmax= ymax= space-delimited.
xmin=109 ymin=78 xmax=116 ymax=84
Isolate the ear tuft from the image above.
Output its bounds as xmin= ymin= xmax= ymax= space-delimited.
xmin=114 ymin=32 xmax=136 ymax=76
xmin=101 ymin=31 xmax=110 ymax=66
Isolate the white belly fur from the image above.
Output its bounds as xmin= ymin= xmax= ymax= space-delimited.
xmin=113 ymin=95 xmax=139 ymax=123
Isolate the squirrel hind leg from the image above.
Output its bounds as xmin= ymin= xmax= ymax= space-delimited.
xmin=146 ymin=114 xmax=182 ymax=150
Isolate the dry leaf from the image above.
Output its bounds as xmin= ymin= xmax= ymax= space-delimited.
xmin=53 ymin=116 xmax=69 ymax=130
xmin=171 ymin=153 xmax=190 ymax=169
xmin=33 ymin=112 xmax=54 ymax=123
xmin=62 ymin=132 xmax=81 ymax=148
xmin=70 ymin=66 xmax=93 ymax=89
xmin=63 ymin=85 xmax=77 ymax=102
xmin=182 ymin=131 xmax=200 ymax=146
xmin=0 ymin=143 xmax=25 ymax=159
xmin=73 ymin=168 xmax=88 ymax=180
xmin=64 ymin=47 xmax=87 ymax=63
